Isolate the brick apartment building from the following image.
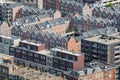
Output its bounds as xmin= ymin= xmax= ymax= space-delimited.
xmin=9 ymin=40 xmax=84 ymax=76
xmin=0 ymin=2 xmax=24 ymax=22
xmin=81 ymin=32 xmax=120 ymax=65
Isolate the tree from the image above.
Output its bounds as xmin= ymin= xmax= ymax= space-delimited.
xmin=105 ymin=3 xmax=113 ymax=8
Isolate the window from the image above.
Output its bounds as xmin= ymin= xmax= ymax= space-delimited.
xmin=16 ymin=49 xmax=20 ymax=53
xmin=28 ymin=53 xmax=33 ymax=56
xmin=54 ymin=59 xmax=58 ymax=63
xmin=41 ymin=55 xmax=45 ymax=59
xmin=22 ymin=51 xmax=26 ymax=55
xmin=34 ymin=54 xmax=39 ymax=58
xmin=10 ymin=48 xmax=14 ymax=51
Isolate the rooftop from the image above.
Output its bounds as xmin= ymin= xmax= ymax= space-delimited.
xmin=20 ymin=40 xmax=44 ymax=46
xmin=51 ymin=47 xmax=82 ymax=56
xmin=84 ymin=33 xmax=120 ymax=45
xmin=68 ymin=60 xmax=115 ymax=78
xmin=11 ymin=67 xmax=62 ymax=80
xmin=0 ymin=34 xmax=20 ymax=40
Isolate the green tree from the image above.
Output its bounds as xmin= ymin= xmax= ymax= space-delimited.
xmin=105 ymin=3 xmax=113 ymax=8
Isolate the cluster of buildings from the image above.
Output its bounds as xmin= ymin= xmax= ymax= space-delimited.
xmin=0 ymin=34 xmax=117 ymax=80
xmin=0 ymin=0 xmax=120 ymax=80
xmin=0 ymin=54 xmax=63 ymax=80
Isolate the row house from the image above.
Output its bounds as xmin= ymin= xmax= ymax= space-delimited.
xmin=36 ymin=17 xmax=69 ymax=34
xmin=43 ymin=0 xmax=93 ymax=16
xmin=21 ymin=6 xmax=62 ymax=19
xmin=11 ymin=17 xmax=70 ymax=38
xmin=0 ymin=2 xmax=24 ymax=21
xmin=11 ymin=14 xmax=52 ymax=26
xmin=21 ymin=6 xmax=46 ymax=16
xmin=9 ymin=40 xmax=84 ymax=76
xmin=70 ymin=15 xmax=115 ymax=32
xmin=65 ymin=61 xmax=116 ymax=80
xmin=12 ymin=22 xmax=80 ymax=52
xmin=11 ymin=9 xmax=62 ymax=27
xmin=92 ymin=7 xmax=120 ymax=20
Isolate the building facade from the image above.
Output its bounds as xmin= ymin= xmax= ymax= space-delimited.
xmin=81 ymin=32 xmax=120 ymax=65
xmin=0 ymin=35 xmax=20 ymax=55
xmin=9 ymin=40 xmax=84 ymax=76
xmin=0 ymin=2 xmax=23 ymax=22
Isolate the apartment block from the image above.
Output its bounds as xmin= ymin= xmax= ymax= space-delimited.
xmin=9 ymin=40 xmax=84 ymax=76
xmin=0 ymin=2 xmax=24 ymax=21
xmin=81 ymin=32 xmax=120 ymax=65
xmin=0 ymin=35 xmax=20 ymax=55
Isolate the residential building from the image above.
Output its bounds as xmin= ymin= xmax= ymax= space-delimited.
xmin=16 ymin=0 xmax=43 ymax=8
xmin=81 ymin=31 xmax=120 ymax=65
xmin=0 ymin=2 xmax=24 ymax=21
xmin=0 ymin=54 xmax=62 ymax=80
xmin=65 ymin=61 xmax=116 ymax=80
xmin=0 ymin=21 xmax=12 ymax=36
xmin=0 ymin=35 xmax=20 ymax=55
xmin=9 ymin=40 xmax=84 ymax=76
xmin=92 ymin=5 xmax=120 ymax=30
xmin=11 ymin=17 xmax=70 ymax=39
xmin=115 ymin=65 xmax=120 ymax=80
xmin=0 ymin=54 xmax=14 ymax=80
xmin=70 ymin=15 xmax=115 ymax=32
xmin=43 ymin=0 xmax=93 ymax=16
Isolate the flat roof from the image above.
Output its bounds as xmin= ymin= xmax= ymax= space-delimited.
xmin=84 ymin=35 xmax=120 ymax=45
xmin=11 ymin=67 xmax=62 ymax=80
xmin=37 ymin=50 xmax=51 ymax=56
xmin=0 ymin=53 xmax=14 ymax=59
xmin=0 ymin=34 xmax=20 ymax=40
xmin=51 ymin=48 xmax=82 ymax=56
xmin=20 ymin=40 xmax=44 ymax=46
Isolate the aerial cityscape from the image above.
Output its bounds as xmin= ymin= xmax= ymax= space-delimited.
xmin=0 ymin=0 xmax=120 ymax=80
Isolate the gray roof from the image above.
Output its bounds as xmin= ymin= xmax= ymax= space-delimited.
xmin=76 ymin=27 xmax=118 ymax=42
xmin=37 ymin=18 xmax=66 ymax=30
xmin=2 ymin=2 xmax=23 ymax=9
